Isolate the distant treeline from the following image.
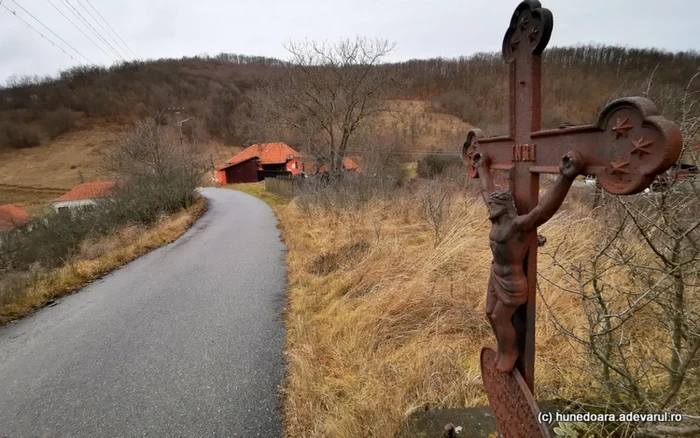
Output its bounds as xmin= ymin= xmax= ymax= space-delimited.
xmin=1 ymin=46 xmax=698 ymax=150
xmin=398 ymin=46 xmax=700 ymax=133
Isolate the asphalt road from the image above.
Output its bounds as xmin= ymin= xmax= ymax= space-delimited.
xmin=0 ymin=188 xmax=287 ymax=437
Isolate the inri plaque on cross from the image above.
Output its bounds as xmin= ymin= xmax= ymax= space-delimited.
xmin=463 ymin=1 xmax=683 ymax=436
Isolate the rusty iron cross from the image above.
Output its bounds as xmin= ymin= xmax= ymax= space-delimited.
xmin=463 ymin=1 xmax=682 ymax=436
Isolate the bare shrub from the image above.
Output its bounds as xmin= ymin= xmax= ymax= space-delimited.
xmin=538 ymin=73 xmax=700 ymax=437
xmin=294 ymin=173 xmax=403 ymax=214
xmin=421 ymin=181 xmax=452 ymax=246
xmin=42 ymin=108 xmax=79 ymax=140
xmin=0 ymin=122 xmax=41 ymax=149
xmin=0 ymin=118 xmax=206 ymax=276
xmin=417 ymin=153 xmax=463 ymax=178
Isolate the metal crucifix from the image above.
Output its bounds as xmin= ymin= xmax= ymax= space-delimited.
xmin=463 ymin=1 xmax=683 ymax=436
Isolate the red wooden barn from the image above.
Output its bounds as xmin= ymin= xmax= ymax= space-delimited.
xmin=216 ymin=143 xmax=303 ymax=185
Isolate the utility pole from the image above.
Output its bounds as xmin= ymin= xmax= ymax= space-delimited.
xmin=166 ymin=107 xmax=194 ymax=166
xmin=177 ymin=116 xmax=196 ymax=149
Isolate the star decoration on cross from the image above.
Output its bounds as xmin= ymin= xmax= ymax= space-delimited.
xmin=612 ymin=117 xmax=634 ymax=138
xmin=511 ymin=38 xmax=521 ymax=51
xmin=610 ymin=159 xmax=631 ymax=175
xmin=519 ymin=17 xmax=529 ymax=30
xmin=528 ymin=27 xmax=539 ymax=42
xmin=631 ymin=136 xmax=653 ymax=156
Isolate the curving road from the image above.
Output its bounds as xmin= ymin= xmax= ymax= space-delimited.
xmin=0 ymin=188 xmax=287 ymax=437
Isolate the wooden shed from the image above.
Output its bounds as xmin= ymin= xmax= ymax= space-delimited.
xmin=215 ymin=143 xmax=303 ymax=185
xmin=216 ymin=157 xmax=259 ymax=185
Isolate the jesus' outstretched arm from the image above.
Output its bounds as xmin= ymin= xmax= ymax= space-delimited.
xmin=517 ymin=151 xmax=586 ymax=231
xmin=473 ymin=153 xmax=496 ymax=204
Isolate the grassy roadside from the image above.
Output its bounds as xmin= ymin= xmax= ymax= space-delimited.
xmin=225 ymin=182 xmax=289 ymax=210
xmin=227 ymin=180 xmax=598 ymax=437
xmin=227 ymin=179 xmax=699 ymax=437
xmin=0 ymin=196 xmax=208 ymax=324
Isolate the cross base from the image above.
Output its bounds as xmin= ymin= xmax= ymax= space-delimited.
xmin=480 ymin=346 xmax=550 ymax=438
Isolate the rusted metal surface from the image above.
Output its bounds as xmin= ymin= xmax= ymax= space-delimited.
xmin=463 ymin=0 xmax=683 ymax=436
xmin=481 ymin=346 xmax=549 ymax=438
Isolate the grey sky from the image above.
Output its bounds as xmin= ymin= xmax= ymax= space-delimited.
xmin=1 ymin=0 xmax=698 ymax=83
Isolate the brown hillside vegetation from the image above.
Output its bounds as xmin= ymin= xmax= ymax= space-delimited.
xmin=2 ymin=46 xmax=698 ymax=152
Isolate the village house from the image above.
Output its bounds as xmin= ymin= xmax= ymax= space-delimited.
xmin=51 ymin=181 xmax=116 ymax=215
xmin=216 ymin=143 xmax=303 ymax=185
xmin=216 ymin=143 xmax=364 ymax=185
xmin=301 ymin=157 xmax=362 ymax=175
xmin=0 ymin=204 xmax=33 ymax=232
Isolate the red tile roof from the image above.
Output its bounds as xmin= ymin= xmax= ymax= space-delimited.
xmin=55 ymin=181 xmax=116 ymax=202
xmin=0 ymin=204 xmax=33 ymax=231
xmin=216 ymin=156 xmax=257 ymax=171
xmin=344 ymin=158 xmax=361 ymax=172
xmin=226 ymin=143 xmax=302 ymax=167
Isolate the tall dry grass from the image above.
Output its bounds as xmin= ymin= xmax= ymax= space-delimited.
xmin=279 ymin=180 xmax=606 ymax=437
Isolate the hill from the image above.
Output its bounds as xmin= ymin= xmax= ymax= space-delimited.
xmin=0 ymin=45 xmax=698 ymax=209
xmin=2 ymin=46 xmax=698 ymax=148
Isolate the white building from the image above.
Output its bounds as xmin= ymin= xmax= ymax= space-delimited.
xmin=51 ymin=181 xmax=116 ymax=215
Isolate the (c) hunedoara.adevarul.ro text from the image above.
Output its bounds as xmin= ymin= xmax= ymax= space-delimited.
xmin=538 ymin=411 xmax=683 ymax=424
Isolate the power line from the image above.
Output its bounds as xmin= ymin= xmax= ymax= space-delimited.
xmin=61 ymin=0 xmax=125 ymax=62
xmin=46 ymin=0 xmax=115 ymax=63
xmin=75 ymin=0 xmax=130 ymax=61
xmin=85 ymin=0 xmax=136 ymax=59
xmin=82 ymin=0 xmax=136 ymax=60
xmin=11 ymin=0 xmax=92 ymax=64
xmin=1 ymin=1 xmax=83 ymax=66
xmin=62 ymin=0 xmax=123 ymax=61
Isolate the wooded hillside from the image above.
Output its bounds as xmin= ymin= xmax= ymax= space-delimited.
xmin=1 ymin=46 xmax=698 ymax=151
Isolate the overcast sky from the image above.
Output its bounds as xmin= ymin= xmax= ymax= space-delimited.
xmin=1 ymin=0 xmax=698 ymax=83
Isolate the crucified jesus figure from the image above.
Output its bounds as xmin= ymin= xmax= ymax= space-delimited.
xmin=473 ymin=151 xmax=585 ymax=373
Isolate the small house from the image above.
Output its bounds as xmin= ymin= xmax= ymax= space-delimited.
xmin=0 ymin=204 xmax=33 ymax=232
xmin=51 ymin=181 xmax=116 ymax=215
xmin=216 ymin=143 xmax=303 ymax=185
xmin=302 ymin=157 xmax=362 ymax=175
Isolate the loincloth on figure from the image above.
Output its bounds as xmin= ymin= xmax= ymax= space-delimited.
xmin=487 ymin=263 xmax=528 ymax=309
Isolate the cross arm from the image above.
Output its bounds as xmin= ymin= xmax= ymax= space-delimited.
xmin=464 ymin=98 xmax=682 ymax=195
xmin=463 ymin=129 xmax=515 ymax=179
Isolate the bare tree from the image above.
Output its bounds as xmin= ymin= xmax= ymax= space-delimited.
xmin=103 ymin=118 xmax=207 ymax=212
xmin=255 ymin=37 xmax=397 ymax=173
xmin=539 ymin=74 xmax=700 ymax=437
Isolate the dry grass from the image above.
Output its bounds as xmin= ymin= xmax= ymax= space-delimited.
xmin=0 ymin=126 xmax=119 ymax=189
xmin=0 ymin=123 xmax=243 ymax=211
xmin=225 ymin=182 xmax=289 ymax=210
xmin=0 ymin=185 xmax=65 ymax=214
xmin=0 ymin=196 xmax=208 ymax=324
xmin=277 ymin=183 xmax=610 ymax=437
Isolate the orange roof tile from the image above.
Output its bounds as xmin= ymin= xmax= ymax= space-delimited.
xmin=344 ymin=158 xmax=361 ymax=172
xmin=55 ymin=181 xmax=116 ymax=202
xmin=0 ymin=204 xmax=33 ymax=231
xmin=216 ymin=156 xmax=257 ymax=171
xmin=226 ymin=143 xmax=302 ymax=167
